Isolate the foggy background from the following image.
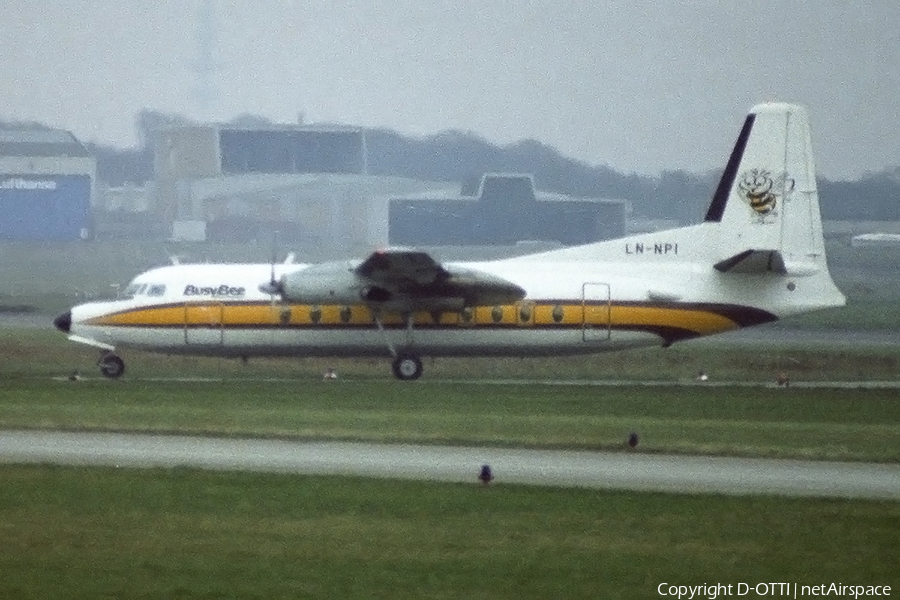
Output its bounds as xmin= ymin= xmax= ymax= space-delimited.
xmin=1 ymin=0 xmax=899 ymax=319
xmin=2 ymin=0 xmax=898 ymax=179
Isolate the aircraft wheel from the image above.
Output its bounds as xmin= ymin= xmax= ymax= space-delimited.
xmin=391 ymin=353 xmax=423 ymax=381
xmin=98 ymin=353 xmax=126 ymax=379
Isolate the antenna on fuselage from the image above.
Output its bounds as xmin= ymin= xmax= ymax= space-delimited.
xmin=162 ymin=245 xmax=181 ymax=266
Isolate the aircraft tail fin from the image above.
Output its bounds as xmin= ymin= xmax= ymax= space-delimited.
xmin=704 ymin=102 xmax=827 ymax=276
xmin=510 ymin=102 xmax=844 ymax=317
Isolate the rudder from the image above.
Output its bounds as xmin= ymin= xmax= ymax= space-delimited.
xmin=707 ymin=103 xmax=826 ymax=276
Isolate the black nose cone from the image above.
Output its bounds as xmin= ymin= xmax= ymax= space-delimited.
xmin=53 ymin=311 xmax=72 ymax=333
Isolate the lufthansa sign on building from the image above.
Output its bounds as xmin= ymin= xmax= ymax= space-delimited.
xmin=0 ymin=177 xmax=58 ymax=190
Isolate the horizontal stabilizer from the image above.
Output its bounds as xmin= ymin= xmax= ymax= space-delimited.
xmin=714 ymin=250 xmax=820 ymax=276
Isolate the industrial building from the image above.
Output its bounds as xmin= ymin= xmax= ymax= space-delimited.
xmin=389 ymin=173 xmax=627 ymax=246
xmin=151 ymin=125 xmax=627 ymax=254
xmin=152 ymin=123 xmax=452 ymax=255
xmin=0 ymin=129 xmax=95 ymax=241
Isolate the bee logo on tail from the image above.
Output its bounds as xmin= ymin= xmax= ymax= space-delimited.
xmin=737 ymin=169 xmax=792 ymax=218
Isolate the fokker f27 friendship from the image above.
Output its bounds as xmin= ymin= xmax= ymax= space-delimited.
xmin=54 ymin=103 xmax=845 ymax=380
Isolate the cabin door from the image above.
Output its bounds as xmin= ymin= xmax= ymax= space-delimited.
xmin=582 ymin=282 xmax=611 ymax=342
xmin=184 ymin=303 xmax=224 ymax=345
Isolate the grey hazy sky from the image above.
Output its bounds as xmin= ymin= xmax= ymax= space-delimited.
xmin=2 ymin=0 xmax=897 ymax=179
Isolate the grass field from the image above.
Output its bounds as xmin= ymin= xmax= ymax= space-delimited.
xmin=2 ymin=374 xmax=900 ymax=462
xmin=1 ymin=325 xmax=899 ymax=461
xmin=1 ymin=321 xmax=898 ymax=597
xmin=0 ymin=465 xmax=897 ymax=599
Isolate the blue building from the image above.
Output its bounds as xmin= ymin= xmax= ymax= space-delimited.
xmin=389 ymin=173 xmax=626 ymax=246
xmin=0 ymin=129 xmax=95 ymax=241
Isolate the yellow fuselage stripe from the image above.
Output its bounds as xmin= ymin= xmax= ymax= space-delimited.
xmin=86 ymin=302 xmax=739 ymax=336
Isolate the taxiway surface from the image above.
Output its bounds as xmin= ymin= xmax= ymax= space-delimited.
xmin=1 ymin=430 xmax=898 ymax=500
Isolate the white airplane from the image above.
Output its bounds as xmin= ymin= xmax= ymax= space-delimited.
xmin=54 ymin=102 xmax=845 ymax=380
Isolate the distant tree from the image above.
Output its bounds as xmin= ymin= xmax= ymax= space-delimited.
xmin=819 ymin=169 xmax=900 ymax=221
xmin=0 ymin=118 xmax=52 ymax=130
xmin=134 ymin=109 xmax=194 ymax=150
xmin=27 ymin=106 xmax=892 ymax=220
xmin=366 ymin=128 xmax=657 ymax=211
xmin=365 ymin=128 xmax=504 ymax=183
xmin=649 ymin=169 xmax=720 ymax=223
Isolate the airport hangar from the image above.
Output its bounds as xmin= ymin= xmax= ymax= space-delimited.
xmin=151 ymin=123 xmax=453 ymax=257
xmin=389 ymin=173 xmax=626 ymax=247
xmin=140 ymin=122 xmax=628 ymax=256
xmin=0 ymin=129 xmax=95 ymax=241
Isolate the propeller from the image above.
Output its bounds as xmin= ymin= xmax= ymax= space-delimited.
xmin=258 ymin=233 xmax=284 ymax=296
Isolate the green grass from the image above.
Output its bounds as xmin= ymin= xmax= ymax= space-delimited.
xmin=780 ymin=299 xmax=900 ymax=330
xmin=2 ymin=378 xmax=899 ymax=462
xmin=1 ymin=326 xmax=898 ymax=461
xmin=0 ymin=465 xmax=897 ymax=599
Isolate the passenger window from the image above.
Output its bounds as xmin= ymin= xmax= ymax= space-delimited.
xmin=147 ymin=284 xmax=166 ymax=297
xmin=552 ymin=305 xmax=565 ymax=323
xmin=491 ymin=306 xmax=503 ymax=323
xmin=518 ymin=303 xmax=532 ymax=323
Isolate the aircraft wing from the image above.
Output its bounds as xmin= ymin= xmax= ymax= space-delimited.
xmin=356 ymin=249 xmax=448 ymax=286
xmin=273 ymin=249 xmax=526 ymax=312
xmin=356 ymin=249 xmax=527 ymax=311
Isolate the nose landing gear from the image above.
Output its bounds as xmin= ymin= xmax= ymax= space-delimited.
xmin=98 ymin=353 xmax=126 ymax=379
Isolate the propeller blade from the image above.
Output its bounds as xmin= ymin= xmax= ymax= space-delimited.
xmin=259 ymin=280 xmax=283 ymax=295
xmin=269 ymin=232 xmax=278 ymax=289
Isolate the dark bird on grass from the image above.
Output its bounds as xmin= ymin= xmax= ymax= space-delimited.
xmin=628 ymin=432 xmax=639 ymax=449
xmin=68 ymin=370 xmax=81 ymax=381
xmin=479 ymin=464 xmax=493 ymax=485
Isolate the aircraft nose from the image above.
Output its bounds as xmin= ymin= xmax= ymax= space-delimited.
xmin=53 ymin=310 xmax=72 ymax=333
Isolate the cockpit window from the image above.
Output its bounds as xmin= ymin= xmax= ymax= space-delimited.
xmin=121 ymin=282 xmax=152 ymax=299
xmin=147 ymin=284 xmax=167 ymax=297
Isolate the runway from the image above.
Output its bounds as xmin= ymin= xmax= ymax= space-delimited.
xmin=1 ymin=430 xmax=898 ymax=500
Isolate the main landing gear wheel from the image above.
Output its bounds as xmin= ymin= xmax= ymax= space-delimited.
xmin=391 ymin=353 xmax=423 ymax=381
xmin=98 ymin=353 xmax=125 ymax=379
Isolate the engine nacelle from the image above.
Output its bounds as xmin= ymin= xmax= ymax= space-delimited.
xmin=278 ymin=267 xmax=366 ymax=305
xmin=267 ymin=259 xmax=526 ymax=310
